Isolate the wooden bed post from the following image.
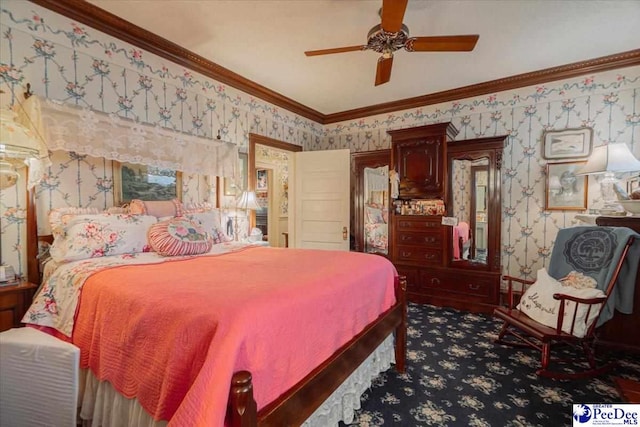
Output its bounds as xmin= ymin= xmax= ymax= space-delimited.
xmin=228 ymin=371 xmax=257 ymax=427
xmin=26 ymin=184 xmax=40 ymax=284
xmin=395 ymin=275 xmax=407 ymax=373
xmin=227 ymin=274 xmax=408 ymax=427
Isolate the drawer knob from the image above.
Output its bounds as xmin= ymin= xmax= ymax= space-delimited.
xmin=423 ymin=237 xmax=436 ymax=243
xmin=468 ymin=284 xmax=480 ymax=290
xmin=431 ymin=278 xmax=441 ymax=286
xmin=402 ymin=251 xmax=412 ymax=257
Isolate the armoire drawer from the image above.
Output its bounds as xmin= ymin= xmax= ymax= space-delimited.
xmin=395 ymin=218 xmax=442 ymax=232
xmin=419 ymin=270 xmax=495 ymax=298
xmin=395 ymin=246 xmax=442 ymax=265
xmin=395 ymin=231 xmax=442 ymax=248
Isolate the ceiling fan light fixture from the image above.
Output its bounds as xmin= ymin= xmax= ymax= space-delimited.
xmin=366 ymin=24 xmax=409 ymax=54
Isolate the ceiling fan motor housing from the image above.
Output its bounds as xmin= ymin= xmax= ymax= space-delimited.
xmin=366 ymin=24 xmax=411 ymax=57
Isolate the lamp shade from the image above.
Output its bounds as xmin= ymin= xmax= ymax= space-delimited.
xmin=1 ymin=108 xmax=42 ymax=189
xmin=575 ymin=143 xmax=640 ymax=175
xmin=0 ymin=108 xmax=40 ymax=167
xmin=236 ymin=191 xmax=260 ymax=210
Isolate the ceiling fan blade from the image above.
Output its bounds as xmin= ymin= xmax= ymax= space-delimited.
xmin=304 ymin=45 xmax=367 ymax=56
xmin=381 ymin=0 xmax=409 ymax=33
xmin=406 ymin=35 xmax=479 ymax=52
xmin=375 ymin=56 xmax=394 ymax=86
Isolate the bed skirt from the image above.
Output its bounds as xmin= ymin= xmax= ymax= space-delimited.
xmin=79 ymin=334 xmax=395 ymax=426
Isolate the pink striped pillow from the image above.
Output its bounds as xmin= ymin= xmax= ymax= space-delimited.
xmin=148 ymin=218 xmax=212 ymax=257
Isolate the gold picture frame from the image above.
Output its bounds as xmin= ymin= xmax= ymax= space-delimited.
xmin=545 ymin=161 xmax=588 ymax=211
xmin=113 ymin=161 xmax=182 ymax=206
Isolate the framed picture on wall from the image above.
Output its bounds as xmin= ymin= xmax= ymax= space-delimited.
xmin=256 ymin=169 xmax=268 ymax=191
xmin=542 ymin=128 xmax=593 ymax=160
xmin=113 ymin=161 xmax=182 ymax=206
xmin=224 ymin=152 xmax=248 ymax=196
xmin=545 ymin=161 xmax=588 ymax=211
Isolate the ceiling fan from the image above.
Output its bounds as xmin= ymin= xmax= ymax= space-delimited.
xmin=304 ymin=0 xmax=479 ymax=86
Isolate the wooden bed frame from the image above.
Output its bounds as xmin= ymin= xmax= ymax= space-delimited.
xmin=26 ymin=187 xmax=408 ymax=426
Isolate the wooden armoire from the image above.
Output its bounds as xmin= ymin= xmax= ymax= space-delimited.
xmin=387 ymin=123 xmax=505 ymax=313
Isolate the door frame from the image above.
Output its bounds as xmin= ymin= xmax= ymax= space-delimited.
xmin=248 ymin=134 xmax=302 ymax=231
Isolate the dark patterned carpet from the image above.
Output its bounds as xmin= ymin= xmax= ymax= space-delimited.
xmin=345 ymin=303 xmax=640 ymax=427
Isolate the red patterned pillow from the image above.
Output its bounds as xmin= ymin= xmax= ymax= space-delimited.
xmin=148 ymin=218 xmax=212 ymax=257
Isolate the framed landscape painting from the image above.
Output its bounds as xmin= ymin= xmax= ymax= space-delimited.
xmin=113 ymin=161 xmax=182 ymax=206
xmin=542 ymin=128 xmax=593 ymax=160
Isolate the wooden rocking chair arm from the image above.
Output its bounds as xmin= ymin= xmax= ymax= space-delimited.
xmin=552 ymin=293 xmax=607 ymax=305
xmin=502 ymin=275 xmax=535 ymax=285
xmin=502 ymin=275 xmax=536 ymax=308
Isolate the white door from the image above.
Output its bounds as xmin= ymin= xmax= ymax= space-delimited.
xmin=293 ymin=149 xmax=350 ymax=250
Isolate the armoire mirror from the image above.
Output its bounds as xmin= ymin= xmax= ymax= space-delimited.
xmin=447 ymin=136 xmax=505 ymax=271
xmin=351 ymin=150 xmax=391 ymax=256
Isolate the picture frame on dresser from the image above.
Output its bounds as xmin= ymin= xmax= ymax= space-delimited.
xmin=545 ymin=161 xmax=588 ymax=211
xmin=542 ymin=127 xmax=593 ymax=160
xmin=628 ymin=174 xmax=640 ymax=195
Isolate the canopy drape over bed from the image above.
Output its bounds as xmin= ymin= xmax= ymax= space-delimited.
xmin=16 ymin=95 xmax=238 ymax=178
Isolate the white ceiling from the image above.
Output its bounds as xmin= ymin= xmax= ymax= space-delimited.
xmin=88 ymin=0 xmax=640 ymax=115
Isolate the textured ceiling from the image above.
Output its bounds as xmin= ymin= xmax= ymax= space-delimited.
xmin=88 ymin=0 xmax=640 ymax=115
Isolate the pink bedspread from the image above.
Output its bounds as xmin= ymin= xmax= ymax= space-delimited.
xmin=71 ymin=247 xmax=397 ymax=426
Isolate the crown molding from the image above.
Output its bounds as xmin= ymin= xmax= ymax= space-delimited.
xmin=29 ymin=0 xmax=325 ymax=124
xmin=28 ymin=1 xmax=640 ymax=126
xmin=324 ymin=49 xmax=640 ymax=124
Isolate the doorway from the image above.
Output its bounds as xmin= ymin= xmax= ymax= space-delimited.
xmin=249 ymin=134 xmax=301 ymax=247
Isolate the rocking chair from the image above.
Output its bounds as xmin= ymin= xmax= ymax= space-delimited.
xmin=494 ymin=226 xmax=640 ymax=379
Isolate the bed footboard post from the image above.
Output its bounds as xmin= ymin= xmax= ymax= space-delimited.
xmin=395 ymin=275 xmax=407 ymax=373
xmin=228 ymin=371 xmax=257 ymax=427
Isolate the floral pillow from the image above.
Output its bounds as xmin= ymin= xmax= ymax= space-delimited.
xmin=365 ymin=206 xmax=386 ymax=224
xmin=49 ymin=214 xmax=158 ymax=263
xmin=48 ymin=207 xmax=101 ymax=239
xmin=182 ymin=211 xmax=230 ymax=244
xmin=148 ymin=218 xmax=213 ymax=256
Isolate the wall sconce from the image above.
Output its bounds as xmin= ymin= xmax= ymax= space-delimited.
xmin=0 ymin=108 xmax=41 ymax=189
xmin=0 ymin=85 xmax=50 ymax=283
xmin=576 ymin=143 xmax=640 ymax=212
xmin=0 ymin=107 xmax=41 ymax=283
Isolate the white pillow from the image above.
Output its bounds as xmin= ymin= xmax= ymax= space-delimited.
xmin=517 ymin=269 xmax=605 ymax=338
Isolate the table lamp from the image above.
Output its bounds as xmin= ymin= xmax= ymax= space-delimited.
xmin=575 ymin=143 xmax=640 ymax=213
xmin=235 ymin=190 xmax=260 ymax=240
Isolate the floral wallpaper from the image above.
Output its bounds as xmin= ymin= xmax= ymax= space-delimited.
xmin=0 ymin=2 xmax=319 ymax=278
xmin=1 ymin=2 xmax=639 ymax=285
xmin=255 ymin=145 xmax=290 ymax=216
xmin=318 ymin=68 xmax=640 ymax=279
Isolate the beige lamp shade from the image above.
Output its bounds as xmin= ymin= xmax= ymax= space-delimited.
xmin=236 ymin=191 xmax=260 ymax=211
xmin=575 ymin=143 xmax=640 ymax=175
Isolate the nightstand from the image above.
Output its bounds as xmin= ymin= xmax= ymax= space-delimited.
xmin=0 ymin=281 xmax=38 ymax=332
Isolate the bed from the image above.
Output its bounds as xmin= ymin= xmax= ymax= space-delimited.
xmin=24 ymin=197 xmax=407 ymax=427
